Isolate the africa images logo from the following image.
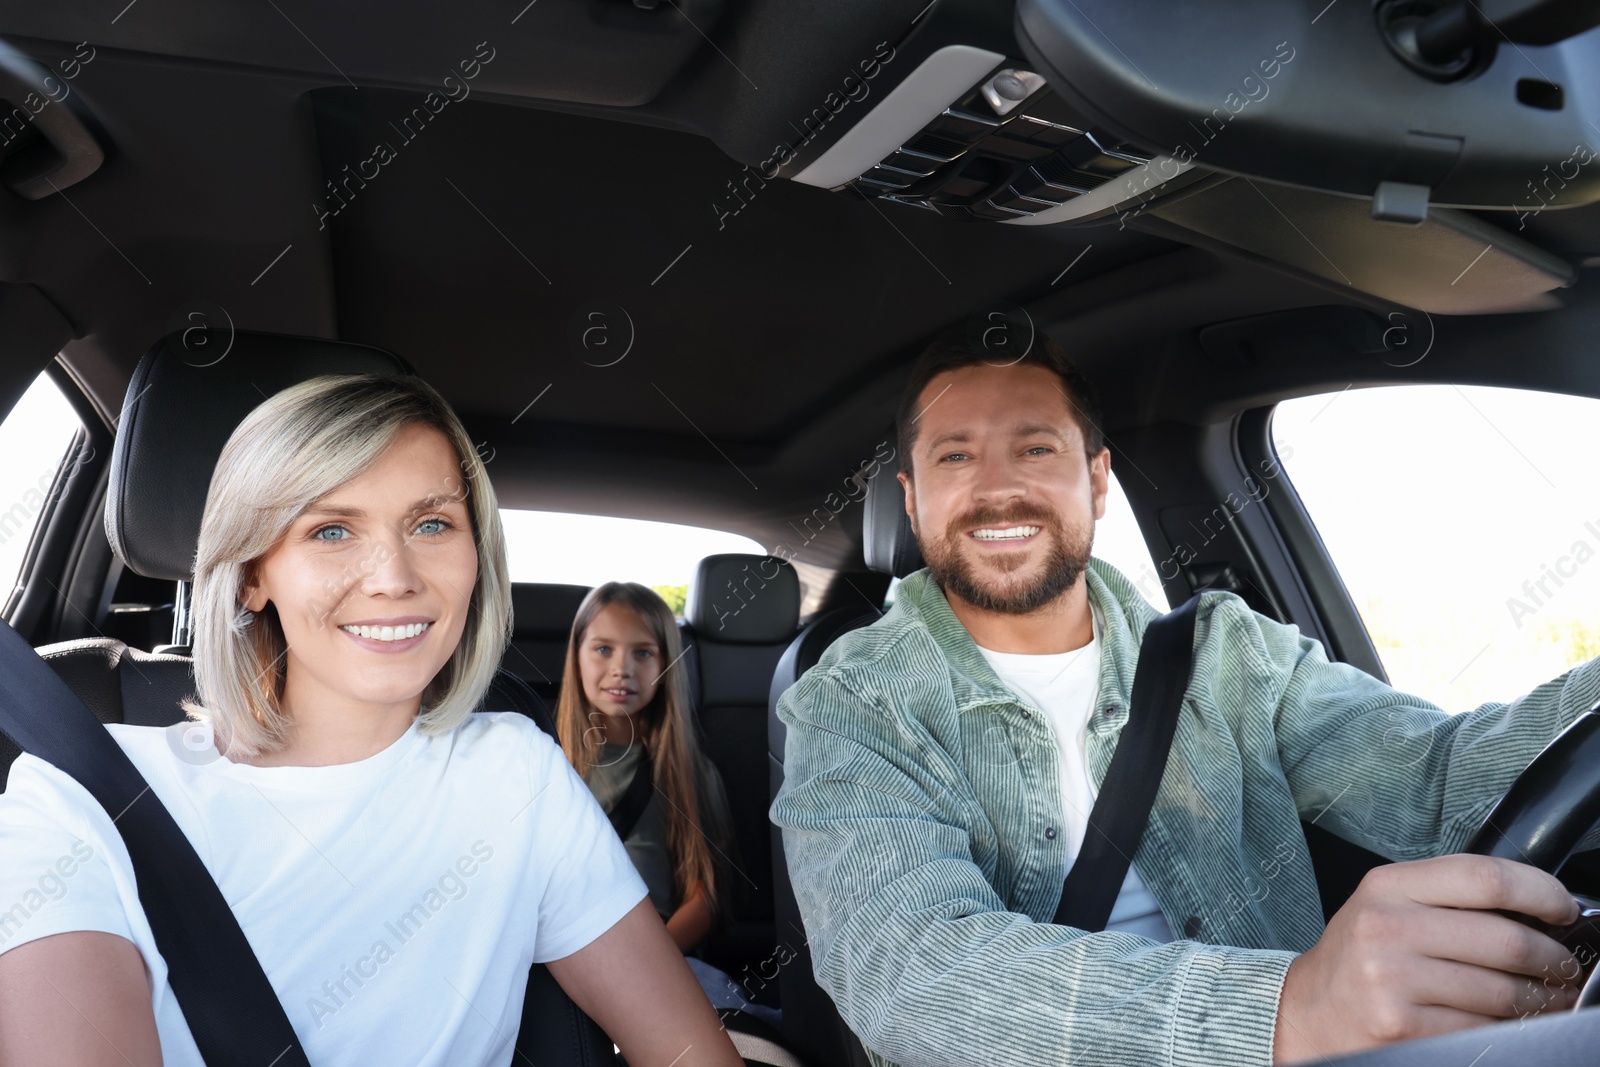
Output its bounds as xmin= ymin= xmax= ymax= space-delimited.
xmin=0 ymin=840 xmax=97 ymax=947
xmin=313 ymin=41 xmax=497 ymax=229
xmin=305 ymin=840 xmax=494 ymax=1029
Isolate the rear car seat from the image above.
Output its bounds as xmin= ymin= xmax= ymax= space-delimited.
xmin=681 ymin=552 xmax=800 ymax=989
xmin=503 ymin=582 xmax=591 ymax=706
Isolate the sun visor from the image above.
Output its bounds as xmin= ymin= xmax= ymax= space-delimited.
xmin=1133 ymin=177 xmax=1577 ymax=315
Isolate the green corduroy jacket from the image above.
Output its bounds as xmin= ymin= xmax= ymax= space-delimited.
xmin=770 ymin=557 xmax=1600 ymax=1067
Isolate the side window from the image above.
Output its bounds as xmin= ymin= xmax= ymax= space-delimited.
xmin=884 ymin=470 xmax=1166 ymax=610
xmin=1273 ymin=384 xmax=1600 ymax=711
xmin=1095 ymin=470 xmax=1167 ymax=610
xmin=0 ymin=370 xmax=84 ymax=608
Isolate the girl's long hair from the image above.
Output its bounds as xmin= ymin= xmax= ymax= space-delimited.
xmin=556 ymin=583 xmax=735 ymax=930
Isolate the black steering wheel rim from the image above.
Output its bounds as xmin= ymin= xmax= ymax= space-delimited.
xmin=1463 ymin=705 xmax=1600 ymax=1010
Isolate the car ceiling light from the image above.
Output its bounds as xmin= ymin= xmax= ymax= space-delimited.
xmin=980 ymin=68 xmax=1046 ymax=115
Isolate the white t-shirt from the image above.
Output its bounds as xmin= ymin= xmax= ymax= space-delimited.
xmin=977 ymin=604 xmax=1174 ymax=942
xmin=0 ymin=711 xmax=648 ymax=1066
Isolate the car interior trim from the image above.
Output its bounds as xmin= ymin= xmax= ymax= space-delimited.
xmin=791 ymin=44 xmax=1005 ymax=190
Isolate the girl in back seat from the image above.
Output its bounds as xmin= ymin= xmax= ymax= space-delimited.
xmin=556 ymin=586 xmax=775 ymax=1026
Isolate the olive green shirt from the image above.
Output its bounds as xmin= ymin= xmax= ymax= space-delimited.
xmin=585 ymin=742 xmax=675 ymax=921
xmin=770 ymin=557 xmax=1600 ymax=1067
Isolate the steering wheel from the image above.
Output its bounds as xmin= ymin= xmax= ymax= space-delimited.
xmin=1463 ymin=702 xmax=1600 ymax=1010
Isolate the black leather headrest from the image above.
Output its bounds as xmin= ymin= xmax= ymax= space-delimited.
xmin=105 ymin=329 xmax=412 ymax=580
xmin=686 ymin=553 xmax=799 ymax=644
xmin=510 ymin=583 xmax=591 ymax=638
xmin=862 ymin=460 xmax=923 ymax=578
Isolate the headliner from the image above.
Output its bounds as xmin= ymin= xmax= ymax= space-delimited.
xmin=2 ymin=10 xmax=1597 ymax=572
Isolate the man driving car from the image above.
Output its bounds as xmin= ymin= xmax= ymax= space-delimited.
xmin=769 ymin=328 xmax=1600 ymax=1067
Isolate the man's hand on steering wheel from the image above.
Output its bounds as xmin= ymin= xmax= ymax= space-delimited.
xmin=1272 ymin=853 xmax=1583 ymax=1064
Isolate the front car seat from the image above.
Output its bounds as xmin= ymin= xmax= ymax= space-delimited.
xmin=765 ymin=461 xmax=918 ymax=1067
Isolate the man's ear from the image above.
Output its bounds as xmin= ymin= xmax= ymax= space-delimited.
xmin=895 ymin=469 xmax=920 ymax=536
xmin=1089 ymin=447 xmax=1111 ymax=522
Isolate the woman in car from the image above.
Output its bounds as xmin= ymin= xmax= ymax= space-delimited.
xmin=0 ymin=373 xmax=744 ymax=1067
xmin=555 ymin=585 xmax=774 ymax=1026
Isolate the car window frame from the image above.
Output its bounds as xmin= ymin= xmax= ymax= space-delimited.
xmin=3 ymin=360 xmax=114 ymax=642
xmin=1236 ymin=402 xmax=1390 ymax=683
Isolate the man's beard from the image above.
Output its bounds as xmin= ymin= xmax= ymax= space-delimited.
xmin=915 ymin=500 xmax=1093 ymax=615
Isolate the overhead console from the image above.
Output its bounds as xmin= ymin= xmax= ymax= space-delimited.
xmin=753 ymin=0 xmax=1597 ymax=315
xmin=785 ymin=43 xmax=1194 ymax=224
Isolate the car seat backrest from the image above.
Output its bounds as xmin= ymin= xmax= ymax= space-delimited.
xmin=765 ymin=464 xmax=907 ymax=1067
xmin=505 ymin=583 xmax=592 ymax=704
xmin=681 ymin=552 xmax=799 ymax=977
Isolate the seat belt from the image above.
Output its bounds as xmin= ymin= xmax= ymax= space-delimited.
xmin=1051 ymin=594 xmax=1202 ymax=932
xmin=607 ymin=749 xmax=655 ymax=841
xmin=0 ymin=619 xmax=313 ymax=1067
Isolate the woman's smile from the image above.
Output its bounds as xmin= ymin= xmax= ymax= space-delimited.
xmin=338 ymin=618 xmax=434 ymax=653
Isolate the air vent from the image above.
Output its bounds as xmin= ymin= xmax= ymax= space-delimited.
xmin=904 ymin=131 xmax=973 ymax=159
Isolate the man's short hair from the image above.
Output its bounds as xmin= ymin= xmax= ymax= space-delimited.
xmin=895 ymin=327 xmax=1106 ymax=474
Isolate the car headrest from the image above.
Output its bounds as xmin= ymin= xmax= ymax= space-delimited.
xmin=862 ymin=459 xmax=923 ymax=578
xmin=510 ymin=583 xmax=592 ymax=638
xmin=686 ymin=553 xmax=799 ymax=644
xmin=105 ymin=329 xmax=413 ymax=581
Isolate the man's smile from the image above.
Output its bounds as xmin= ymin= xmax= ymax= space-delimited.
xmin=969 ymin=525 xmax=1042 ymax=544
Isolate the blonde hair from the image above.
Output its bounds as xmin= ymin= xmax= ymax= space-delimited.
xmin=180 ymin=373 xmax=511 ymax=759
xmin=556 ymin=583 xmax=736 ymax=929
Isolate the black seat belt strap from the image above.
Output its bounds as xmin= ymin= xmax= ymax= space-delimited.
xmin=1051 ymin=594 xmax=1202 ymax=932
xmin=607 ymin=750 xmax=655 ymax=841
xmin=0 ymin=620 xmax=313 ymax=1067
